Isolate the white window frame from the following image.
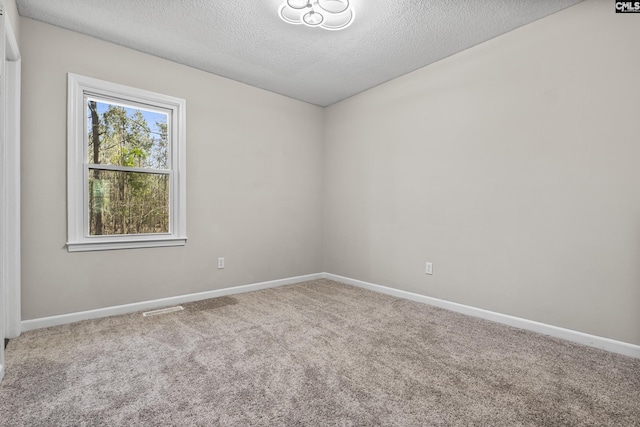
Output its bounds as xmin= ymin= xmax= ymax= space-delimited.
xmin=67 ymin=73 xmax=186 ymax=252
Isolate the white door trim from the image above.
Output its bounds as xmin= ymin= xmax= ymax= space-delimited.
xmin=0 ymin=2 xmax=22 ymax=385
xmin=0 ymin=3 xmax=7 ymax=383
xmin=3 ymin=15 xmax=20 ymax=339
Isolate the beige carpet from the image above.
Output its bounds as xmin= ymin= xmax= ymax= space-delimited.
xmin=1 ymin=279 xmax=639 ymax=426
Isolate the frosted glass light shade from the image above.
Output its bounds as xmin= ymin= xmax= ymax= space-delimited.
xmin=317 ymin=0 xmax=349 ymax=14
xmin=287 ymin=0 xmax=310 ymax=9
xmin=322 ymin=8 xmax=354 ymax=30
xmin=278 ymin=0 xmax=355 ymax=31
xmin=303 ymin=11 xmax=324 ymax=26
xmin=279 ymin=4 xmax=303 ymax=25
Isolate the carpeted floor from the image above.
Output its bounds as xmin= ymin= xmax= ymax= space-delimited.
xmin=1 ymin=279 xmax=639 ymax=426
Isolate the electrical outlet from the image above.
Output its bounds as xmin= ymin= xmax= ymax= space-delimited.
xmin=425 ymin=261 xmax=433 ymax=275
xmin=217 ymin=257 xmax=225 ymax=269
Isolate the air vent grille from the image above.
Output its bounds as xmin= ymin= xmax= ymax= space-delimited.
xmin=142 ymin=306 xmax=184 ymax=317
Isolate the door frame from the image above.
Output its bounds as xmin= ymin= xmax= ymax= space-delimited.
xmin=0 ymin=3 xmax=22 ymax=382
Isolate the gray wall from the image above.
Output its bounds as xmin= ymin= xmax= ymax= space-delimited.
xmin=19 ymin=0 xmax=640 ymax=346
xmin=324 ymin=0 xmax=640 ymax=345
xmin=20 ymin=18 xmax=324 ymax=319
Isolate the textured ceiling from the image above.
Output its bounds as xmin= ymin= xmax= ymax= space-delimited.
xmin=16 ymin=0 xmax=583 ymax=106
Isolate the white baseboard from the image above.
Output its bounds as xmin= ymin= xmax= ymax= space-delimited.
xmin=19 ymin=271 xmax=640 ymax=359
xmin=324 ymin=273 xmax=640 ymax=359
xmin=21 ymin=273 xmax=323 ymax=332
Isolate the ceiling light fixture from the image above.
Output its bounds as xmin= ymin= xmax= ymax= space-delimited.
xmin=279 ymin=0 xmax=355 ymax=31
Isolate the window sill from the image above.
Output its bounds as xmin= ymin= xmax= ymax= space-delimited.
xmin=67 ymin=237 xmax=187 ymax=252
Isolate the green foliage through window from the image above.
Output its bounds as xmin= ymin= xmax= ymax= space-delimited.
xmin=87 ymin=100 xmax=170 ymax=236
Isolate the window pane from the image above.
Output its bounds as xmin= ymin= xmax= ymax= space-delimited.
xmin=89 ymin=169 xmax=169 ymax=236
xmin=87 ymin=100 xmax=169 ymax=169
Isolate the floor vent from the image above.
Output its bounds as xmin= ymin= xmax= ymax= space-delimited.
xmin=142 ymin=306 xmax=184 ymax=317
